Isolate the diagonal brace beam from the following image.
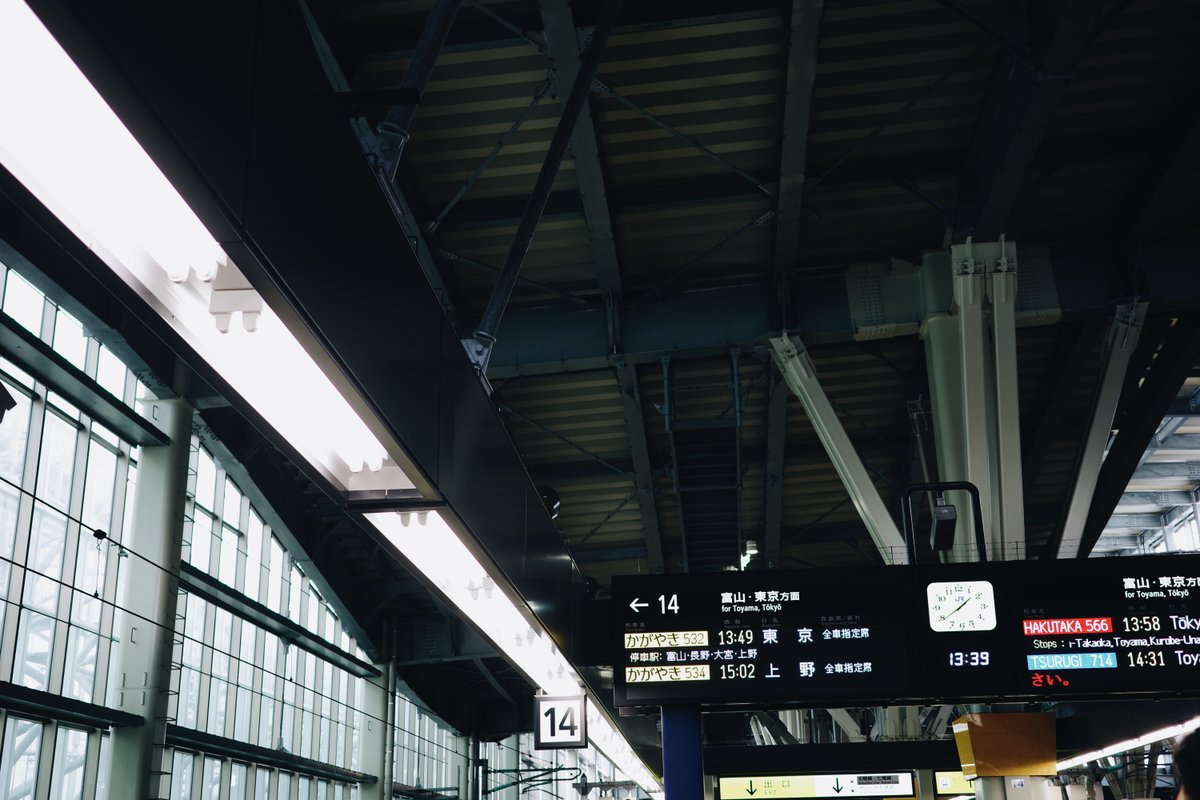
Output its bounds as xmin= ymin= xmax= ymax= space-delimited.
xmin=615 ymin=362 xmax=664 ymax=571
xmin=540 ymin=0 xmax=625 ymax=350
xmin=1054 ymin=303 xmax=1147 ymax=558
xmin=770 ymin=335 xmax=908 ymax=565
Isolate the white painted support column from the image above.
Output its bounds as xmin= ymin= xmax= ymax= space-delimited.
xmin=922 ymin=252 xmax=971 ymax=559
xmin=106 ymin=400 xmax=193 ymax=800
xmin=990 ymin=253 xmax=1025 ymax=554
xmin=1057 ymin=303 xmax=1148 ymax=558
xmin=927 ymin=240 xmax=1034 ymax=561
xmin=770 ymin=335 xmax=909 ymax=564
xmin=952 ymin=243 xmax=995 ymax=558
xmin=359 ymin=661 xmax=396 ymax=800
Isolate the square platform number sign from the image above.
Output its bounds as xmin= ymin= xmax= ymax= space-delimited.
xmin=534 ymin=695 xmax=587 ymax=750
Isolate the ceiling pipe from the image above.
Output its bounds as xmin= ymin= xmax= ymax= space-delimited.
xmin=469 ymin=0 xmax=625 ymax=368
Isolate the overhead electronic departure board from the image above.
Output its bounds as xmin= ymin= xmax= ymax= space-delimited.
xmin=612 ymin=554 xmax=1200 ymax=707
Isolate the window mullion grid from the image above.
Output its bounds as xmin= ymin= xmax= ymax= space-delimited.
xmin=196 ymin=598 xmax=216 ymax=734
xmin=0 ymin=383 xmax=43 ymax=685
xmin=50 ymin=412 xmax=91 ymax=697
xmin=33 ymin=717 xmax=56 ymax=800
xmin=93 ymin=440 xmax=132 ymax=708
xmin=81 ymin=727 xmax=103 ymax=799
xmin=209 ymin=468 xmax=226 ymax=578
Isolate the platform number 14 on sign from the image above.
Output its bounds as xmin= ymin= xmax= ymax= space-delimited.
xmin=535 ymin=696 xmax=588 ymax=749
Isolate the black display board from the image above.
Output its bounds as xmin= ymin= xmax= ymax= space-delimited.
xmin=612 ymin=554 xmax=1200 ymax=707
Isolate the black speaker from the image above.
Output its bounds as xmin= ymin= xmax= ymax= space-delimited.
xmin=930 ymin=501 xmax=958 ymax=551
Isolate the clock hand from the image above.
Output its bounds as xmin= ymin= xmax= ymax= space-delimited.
xmin=944 ymin=597 xmax=972 ymax=618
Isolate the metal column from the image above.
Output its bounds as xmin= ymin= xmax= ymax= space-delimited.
xmin=953 ymin=244 xmax=993 ymax=556
xmin=105 ymin=400 xmax=192 ymax=799
xmin=1057 ymin=303 xmax=1148 ymax=558
xmin=925 ymin=239 xmax=1031 ymax=561
xmin=360 ymin=660 xmax=396 ymax=799
xmin=662 ymin=707 xmax=704 ymax=800
xmin=770 ymin=336 xmax=909 ymax=565
xmin=990 ymin=252 xmax=1025 ymax=550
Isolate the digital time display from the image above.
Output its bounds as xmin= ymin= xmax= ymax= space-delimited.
xmin=948 ymin=651 xmax=990 ymax=667
xmin=613 ymin=554 xmax=1200 ymax=707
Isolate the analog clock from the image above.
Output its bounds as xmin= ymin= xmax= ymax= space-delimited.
xmin=926 ymin=580 xmax=996 ymax=632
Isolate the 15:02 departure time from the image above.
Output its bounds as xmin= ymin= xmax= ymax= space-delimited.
xmin=719 ymin=664 xmax=756 ymax=680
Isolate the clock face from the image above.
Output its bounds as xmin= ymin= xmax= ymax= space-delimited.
xmin=927 ymin=580 xmax=996 ymax=632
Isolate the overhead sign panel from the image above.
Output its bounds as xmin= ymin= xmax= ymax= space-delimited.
xmin=718 ymin=773 xmax=915 ymax=799
xmin=533 ymin=695 xmax=587 ymax=749
xmin=613 ymin=554 xmax=1200 ymax=707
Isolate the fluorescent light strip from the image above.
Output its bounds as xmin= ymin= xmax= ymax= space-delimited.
xmin=1057 ymin=714 xmax=1200 ymax=771
xmin=366 ymin=511 xmax=663 ymax=795
xmin=0 ymin=0 xmax=401 ymax=492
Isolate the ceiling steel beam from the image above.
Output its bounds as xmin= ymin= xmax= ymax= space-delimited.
xmin=429 ymin=131 xmax=1148 ymax=229
xmin=487 ymin=240 xmax=1200 ymax=379
xmin=770 ymin=336 xmax=908 ymax=565
xmin=762 ymin=0 xmax=822 ymax=571
xmin=1022 ymin=316 xmax=1106 ymax=492
xmin=1150 ymin=434 xmax=1200 ymax=452
xmin=1079 ymin=316 xmax=1200 ymax=557
xmin=952 ymin=0 xmax=1103 ymax=242
xmin=1117 ymin=492 xmax=1194 ymax=510
xmin=344 ymin=1 xmax=782 ymax=59
xmin=1104 ymin=514 xmax=1166 ymax=530
xmin=615 ymin=362 xmax=664 ymax=572
xmin=1124 ymin=55 xmax=1200 ymax=241
xmin=539 ymin=0 xmax=624 ymax=351
xmin=1054 ymin=303 xmax=1147 ymax=559
xmin=763 ymin=371 xmax=789 ymax=569
xmin=1129 ymin=463 xmax=1200 ymax=483
xmin=470 ymin=0 xmax=624 ymax=358
xmin=771 ymin=0 xmax=823 ymax=324
xmin=1091 ymin=536 xmax=1146 ymax=553
xmin=299 ymin=2 xmax=459 ymax=327
xmin=371 ymin=0 xmax=463 ymax=177
xmin=1166 ymin=395 xmax=1200 ymax=417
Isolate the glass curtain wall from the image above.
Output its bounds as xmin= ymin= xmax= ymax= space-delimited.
xmin=0 ymin=262 xmax=137 ymax=800
xmin=167 ymin=442 xmax=367 ymax=797
xmin=393 ymin=688 xmax=465 ymax=794
xmin=0 ymin=259 xmax=474 ymax=800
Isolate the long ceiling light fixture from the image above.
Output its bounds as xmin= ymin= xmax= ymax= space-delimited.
xmin=1056 ymin=714 xmax=1200 ymax=771
xmin=0 ymin=0 xmax=413 ymax=495
xmin=367 ymin=511 xmax=663 ymax=797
